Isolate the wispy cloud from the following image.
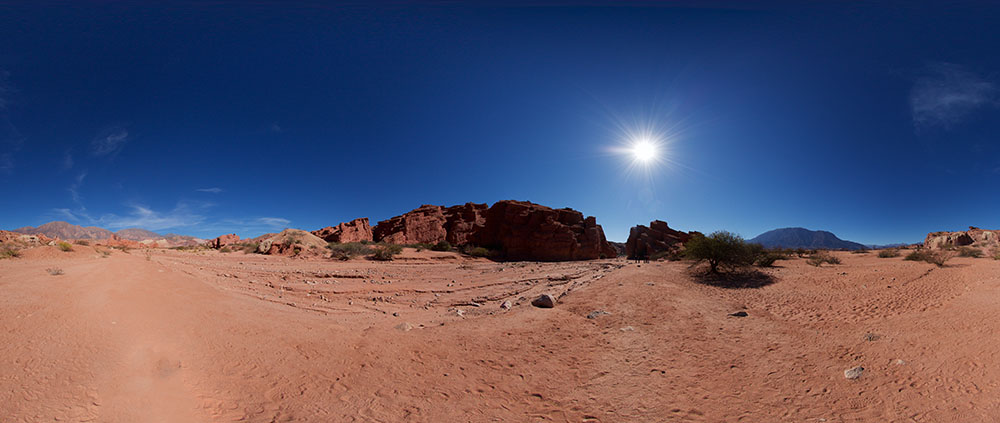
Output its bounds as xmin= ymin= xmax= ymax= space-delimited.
xmin=91 ymin=125 xmax=129 ymax=157
xmin=96 ymin=203 xmax=206 ymax=231
xmin=269 ymin=123 xmax=282 ymax=133
xmin=195 ymin=187 xmax=223 ymax=193
xmin=68 ymin=172 xmax=87 ymax=205
xmin=62 ymin=150 xmax=74 ymax=170
xmin=910 ymin=62 xmax=999 ymax=129
xmin=254 ymin=217 xmax=290 ymax=227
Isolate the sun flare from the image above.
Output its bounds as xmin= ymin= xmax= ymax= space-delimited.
xmin=631 ymin=139 xmax=658 ymax=163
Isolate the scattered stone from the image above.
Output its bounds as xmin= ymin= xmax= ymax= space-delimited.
xmin=500 ymin=300 xmax=512 ymax=310
xmin=844 ymin=366 xmax=864 ymax=380
xmin=392 ymin=312 xmax=399 ymax=317
xmin=586 ymin=310 xmax=610 ymax=319
xmin=729 ymin=311 xmax=748 ymax=317
xmin=620 ymin=326 xmax=635 ymax=332
xmin=394 ymin=322 xmax=414 ymax=332
xmin=894 ymin=359 xmax=906 ymax=365
xmin=863 ymin=333 xmax=881 ymax=342
xmin=531 ymin=294 xmax=556 ymax=308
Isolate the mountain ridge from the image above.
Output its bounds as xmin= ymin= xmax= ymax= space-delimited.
xmin=749 ymin=227 xmax=866 ymax=250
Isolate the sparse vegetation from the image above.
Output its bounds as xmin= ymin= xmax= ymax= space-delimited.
xmin=1 ymin=247 xmax=22 ymax=259
xmin=958 ymin=246 xmax=984 ymax=258
xmin=807 ymin=251 xmax=841 ymax=267
xmin=97 ymin=249 xmax=111 ymax=258
xmin=56 ymin=241 xmax=73 ymax=252
xmin=46 ymin=267 xmax=64 ymax=276
xmin=431 ymin=241 xmax=453 ymax=252
xmin=878 ymin=249 xmax=900 ymax=258
xmin=328 ymin=242 xmax=372 ymax=260
xmin=219 ymin=246 xmax=232 ymax=253
xmin=371 ymin=243 xmax=403 ymax=261
xmin=851 ymin=247 xmax=869 ymax=254
xmin=462 ymin=245 xmax=495 ymax=258
xmin=905 ymin=249 xmax=954 ymax=267
xmin=650 ymin=249 xmax=682 ymax=261
xmin=74 ymin=240 xmax=90 ymax=246
xmin=683 ymin=231 xmax=759 ymax=273
xmin=239 ymin=242 xmax=259 ymax=254
xmin=755 ymin=251 xmax=786 ymax=267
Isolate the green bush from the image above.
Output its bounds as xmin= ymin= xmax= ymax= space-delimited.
xmin=57 ymin=241 xmax=73 ymax=252
xmin=958 ymin=246 xmax=983 ymax=258
xmin=878 ymin=249 xmax=900 ymax=258
xmin=328 ymin=242 xmax=371 ymax=260
xmin=431 ymin=241 xmax=453 ymax=252
xmin=683 ymin=231 xmax=757 ymax=273
xmin=1 ymin=248 xmax=21 ymax=259
xmin=807 ymin=252 xmax=840 ymax=267
xmin=371 ymin=243 xmax=403 ymax=261
xmin=465 ymin=246 xmax=493 ymax=258
xmin=219 ymin=247 xmax=232 ymax=253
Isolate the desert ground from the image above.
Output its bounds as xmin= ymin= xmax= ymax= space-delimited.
xmin=2 ymin=247 xmax=1000 ymax=422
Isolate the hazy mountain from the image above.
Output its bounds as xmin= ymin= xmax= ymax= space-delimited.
xmin=749 ymin=227 xmax=866 ymax=250
xmin=115 ymin=228 xmax=163 ymax=241
xmin=14 ymin=221 xmax=114 ymax=240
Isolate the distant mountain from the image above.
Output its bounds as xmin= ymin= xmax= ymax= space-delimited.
xmin=749 ymin=227 xmax=866 ymax=250
xmin=12 ymin=221 xmax=199 ymax=245
xmin=115 ymin=228 xmax=163 ymax=241
xmin=14 ymin=221 xmax=114 ymax=240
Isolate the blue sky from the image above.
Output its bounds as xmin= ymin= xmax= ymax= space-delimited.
xmin=1 ymin=2 xmax=999 ymax=243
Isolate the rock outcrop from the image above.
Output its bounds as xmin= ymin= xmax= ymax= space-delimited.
xmin=102 ymin=234 xmax=150 ymax=249
xmin=0 ymin=230 xmax=53 ymax=247
xmin=207 ymin=234 xmax=241 ymax=249
xmin=924 ymin=227 xmax=1000 ymax=250
xmin=372 ymin=200 xmax=616 ymax=261
xmin=256 ymin=229 xmax=328 ymax=256
xmin=312 ymin=218 xmax=373 ymax=243
xmin=625 ymin=220 xmax=693 ymax=259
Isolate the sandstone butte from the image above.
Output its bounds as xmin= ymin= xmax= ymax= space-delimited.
xmin=311 ymin=218 xmax=373 ymax=243
xmin=924 ymin=226 xmax=1000 ymax=251
xmin=625 ymin=220 xmax=695 ymax=260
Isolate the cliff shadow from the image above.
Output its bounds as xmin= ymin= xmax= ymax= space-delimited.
xmin=690 ymin=268 xmax=776 ymax=289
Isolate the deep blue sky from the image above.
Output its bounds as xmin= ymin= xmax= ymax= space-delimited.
xmin=2 ymin=2 xmax=999 ymax=243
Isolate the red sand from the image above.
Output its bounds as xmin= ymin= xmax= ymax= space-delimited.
xmin=2 ymin=247 xmax=999 ymax=421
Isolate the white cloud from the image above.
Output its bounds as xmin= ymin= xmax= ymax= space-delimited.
xmin=68 ymin=172 xmax=87 ymax=205
xmin=910 ymin=62 xmax=999 ymax=129
xmin=255 ymin=217 xmax=290 ymax=227
xmin=196 ymin=187 xmax=223 ymax=193
xmin=96 ymin=203 xmax=206 ymax=231
xmin=91 ymin=126 xmax=129 ymax=157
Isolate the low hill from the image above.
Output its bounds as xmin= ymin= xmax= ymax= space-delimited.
xmin=749 ymin=227 xmax=866 ymax=250
xmin=14 ymin=221 xmax=114 ymax=240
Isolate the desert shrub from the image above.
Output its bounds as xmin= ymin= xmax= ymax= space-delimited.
xmin=958 ymin=246 xmax=983 ymax=258
xmin=57 ymin=241 xmax=73 ymax=252
xmin=46 ymin=267 xmax=64 ymax=276
xmin=219 ymin=247 xmax=232 ymax=253
xmin=239 ymin=242 xmax=259 ymax=254
xmin=328 ymin=242 xmax=371 ymax=260
xmin=1 ymin=247 xmax=21 ymax=259
xmin=371 ymin=243 xmax=403 ymax=261
xmin=851 ymin=247 xmax=869 ymax=254
xmin=807 ymin=251 xmax=841 ymax=267
xmin=756 ymin=252 xmax=786 ymax=267
xmin=904 ymin=249 xmax=954 ymax=267
xmin=431 ymin=241 xmax=453 ymax=252
xmin=683 ymin=231 xmax=758 ymax=273
xmin=462 ymin=246 xmax=495 ymax=258
xmin=878 ymin=249 xmax=900 ymax=258
xmin=74 ymin=240 xmax=90 ymax=246
xmin=904 ymin=250 xmax=931 ymax=262
xmin=96 ymin=249 xmax=110 ymax=258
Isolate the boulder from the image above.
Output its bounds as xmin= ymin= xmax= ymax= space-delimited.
xmin=531 ymin=294 xmax=556 ymax=308
xmin=625 ymin=220 xmax=693 ymax=260
xmin=312 ymin=218 xmax=373 ymax=243
xmin=255 ymin=229 xmax=328 ymax=256
xmin=207 ymin=234 xmax=241 ymax=249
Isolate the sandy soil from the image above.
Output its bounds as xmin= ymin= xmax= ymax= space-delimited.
xmin=2 ymin=247 xmax=1000 ymax=421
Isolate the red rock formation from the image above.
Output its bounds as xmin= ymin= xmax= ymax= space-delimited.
xmin=372 ymin=201 xmax=616 ymax=261
xmin=102 ymin=234 xmax=147 ymax=249
xmin=207 ymin=234 xmax=241 ymax=249
xmin=312 ymin=218 xmax=373 ymax=243
xmin=625 ymin=220 xmax=693 ymax=260
xmin=925 ymin=226 xmax=1000 ymax=250
xmin=443 ymin=203 xmax=488 ymax=245
xmin=373 ymin=205 xmax=449 ymax=244
xmin=471 ymin=201 xmax=617 ymax=261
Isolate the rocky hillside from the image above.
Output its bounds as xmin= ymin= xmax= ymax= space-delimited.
xmin=749 ymin=227 xmax=866 ymax=250
xmin=12 ymin=221 xmax=202 ymax=247
xmin=372 ymin=200 xmax=616 ymax=261
xmin=14 ymin=221 xmax=114 ymax=240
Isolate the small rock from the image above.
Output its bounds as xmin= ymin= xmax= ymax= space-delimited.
xmin=863 ymin=333 xmax=881 ymax=342
xmin=392 ymin=312 xmax=399 ymax=317
xmin=894 ymin=359 xmax=906 ymax=365
xmin=531 ymin=294 xmax=556 ymax=308
xmin=729 ymin=311 xmax=748 ymax=317
xmin=500 ymin=300 xmax=512 ymax=310
xmin=844 ymin=366 xmax=864 ymax=380
xmin=394 ymin=322 xmax=414 ymax=332
xmin=619 ymin=326 xmax=635 ymax=332
xmin=586 ymin=310 xmax=610 ymax=319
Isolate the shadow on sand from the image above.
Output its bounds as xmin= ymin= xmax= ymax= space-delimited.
xmin=691 ymin=269 xmax=776 ymax=289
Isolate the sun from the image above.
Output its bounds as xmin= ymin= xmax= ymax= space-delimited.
xmin=631 ymin=139 xmax=658 ymax=163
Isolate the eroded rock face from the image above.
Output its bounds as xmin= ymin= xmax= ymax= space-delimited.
xmin=924 ymin=227 xmax=1000 ymax=250
xmin=625 ymin=220 xmax=693 ymax=259
xmin=207 ymin=234 xmax=241 ymax=249
xmin=312 ymin=218 xmax=373 ymax=243
xmin=102 ymin=234 xmax=148 ymax=249
xmin=256 ymin=229 xmax=328 ymax=256
xmin=371 ymin=200 xmax=615 ymax=261
xmin=373 ymin=205 xmax=449 ymax=244
xmin=472 ymin=201 xmax=617 ymax=261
